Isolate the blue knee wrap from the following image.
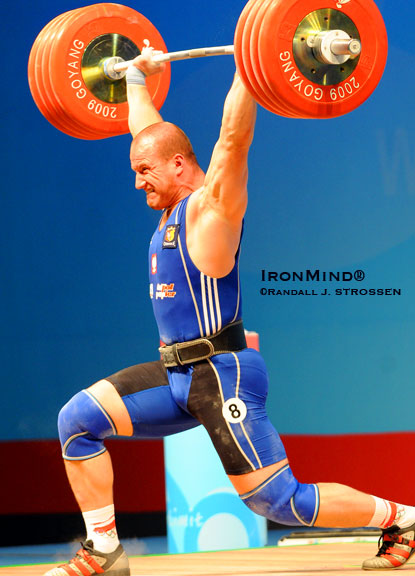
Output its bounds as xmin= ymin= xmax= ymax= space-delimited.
xmin=58 ymin=390 xmax=117 ymax=461
xmin=240 ymin=464 xmax=319 ymax=526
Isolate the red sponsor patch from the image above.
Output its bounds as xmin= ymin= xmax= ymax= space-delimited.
xmin=151 ymin=253 xmax=157 ymax=275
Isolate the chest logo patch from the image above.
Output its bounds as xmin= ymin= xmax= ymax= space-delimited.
xmin=163 ymin=224 xmax=181 ymax=249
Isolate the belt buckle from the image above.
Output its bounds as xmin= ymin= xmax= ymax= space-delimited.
xmin=159 ymin=345 xmax=179 ymax=368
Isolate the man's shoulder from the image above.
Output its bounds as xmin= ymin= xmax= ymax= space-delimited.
xmin=186 ymin=186 xmax=206 ymax=220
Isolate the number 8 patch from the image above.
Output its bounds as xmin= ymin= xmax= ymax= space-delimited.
xmin=222 ymin=398 xmax=247 ymax=424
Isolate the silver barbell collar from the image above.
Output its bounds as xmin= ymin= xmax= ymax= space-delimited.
xmin=307 ymin=30 xmax=362 ymax=65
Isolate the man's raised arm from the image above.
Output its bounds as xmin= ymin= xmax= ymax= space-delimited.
xmin=202 ymin=73 xmax=257 ymax=226
xmin=127 ymin=47 xmax=166 ymax=138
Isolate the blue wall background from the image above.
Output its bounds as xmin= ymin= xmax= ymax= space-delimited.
xmin=2 ymin=0 xmax=414 ymax=440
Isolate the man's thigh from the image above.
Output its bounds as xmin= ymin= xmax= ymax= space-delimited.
xmin=107 ymin=360 xmax=200 ymax=438
xmin=186 ymin=348 xmax=287 ymax=475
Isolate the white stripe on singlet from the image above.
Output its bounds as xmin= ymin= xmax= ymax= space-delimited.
xmin=200 ymin=272 xmax=211 ymax=336
xmin=213 ymin=278 xmax=222 ymax=332
xmin=231 ymin=248 xmax=241 ymax=324
xmin=231 ymin=352 xmax=263 ymax=469
xmin=207 ymin=276 xmax=217 ymax=334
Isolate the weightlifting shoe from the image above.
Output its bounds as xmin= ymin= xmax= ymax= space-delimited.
xmin=43 ymin=540 xmax=130 ymax=575
xmin=362 ymin=523 xmax=415 ymax=570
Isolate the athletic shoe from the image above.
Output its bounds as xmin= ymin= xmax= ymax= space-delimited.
xmin=43 ymin=540 xmax=130 ymax=575
xmin=362 ymin=523 xmax=415 ymax=570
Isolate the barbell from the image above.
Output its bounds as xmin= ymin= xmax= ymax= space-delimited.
xmin=28 ymin=0 xmax=388 ymax=139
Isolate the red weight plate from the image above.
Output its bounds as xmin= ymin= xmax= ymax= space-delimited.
xmin=252 ymin=0 xmax=303 ymax=116
xmin=36 ymin=11 xmax=98 ymax=139
xmin=258 ymin=0 xmax=326 ymax=117
xmin=44 ymin=8 xmax=106 ymax=139
xmin=28 ymin=38 xmax=50 ymax=122
xmin=258 ymin=0 xmax=388 ymax=118
xmin=234 ymin=0 xmax=276 ymax=113
xmin=235 ymin=0 xmax=299 ymax=118
xmin=49 ymin=9 xmax=106 ymax=138
xmin=51 ymin=4 xmax=170 ymax=138
xmin=28 ymin=11 xmax=64 ymax=96
xmin=241 ymin=0 xmax=287 ymax=115
xmin=234 ymin=0 xmax=268 ymax=105
xmin=50 ymin=3 xmax=170 ymax=137
xmin=29 ymin=10 xmax=99 ymax=138
xmin=43 ymin=6 xmax=124 ymax=139
xmin=28 ymin=12 xmax=79 ymax=135
xmin=246 ymin=0 xmax=299 ymax=117
xmin=28 ymin=16 xmax=54 ymax=100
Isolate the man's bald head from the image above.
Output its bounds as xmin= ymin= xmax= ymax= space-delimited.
xmin=131 ymin=122 xmax=198 ymax=166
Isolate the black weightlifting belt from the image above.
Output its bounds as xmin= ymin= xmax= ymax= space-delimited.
xmin=159 ymin=320 xmax=247 ymax=368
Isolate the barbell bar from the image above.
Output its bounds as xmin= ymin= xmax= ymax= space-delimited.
xmin=103 ymin=33 xmax=361 ymax=81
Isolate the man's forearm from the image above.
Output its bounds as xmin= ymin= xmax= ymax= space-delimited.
xmin=219 ymin=73 xmax=257 ymax=149
xmin=127 ymin=84 xmax=163 ymax=138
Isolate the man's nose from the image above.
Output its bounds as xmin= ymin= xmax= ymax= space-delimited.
xmin=135 ymin=173 xmax=146 ymax=189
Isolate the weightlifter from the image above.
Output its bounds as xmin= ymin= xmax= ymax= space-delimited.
xmin=46 ymin=46 xmax=415 ymax=576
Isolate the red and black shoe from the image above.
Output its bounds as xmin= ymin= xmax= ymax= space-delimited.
xmin=43 ymin=540 xmax=130 ymax=575
xmin=362 ymin=523 xmax=415 ymax=570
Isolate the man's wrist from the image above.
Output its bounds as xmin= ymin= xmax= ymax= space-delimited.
xmin=126 ymin=66 xmax=146 ymax=86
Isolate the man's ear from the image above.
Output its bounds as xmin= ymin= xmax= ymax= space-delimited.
xmin=174 ymin=154 xmax=185 ymax=175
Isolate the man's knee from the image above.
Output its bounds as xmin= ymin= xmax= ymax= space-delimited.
xmin=240 ymin=464 xmax=320 ymax=526
xmin=58 ymin=390 xmax=117 ymax=461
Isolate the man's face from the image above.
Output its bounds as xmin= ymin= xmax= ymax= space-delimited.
xmin=130 ymin=137 xmax=177 ymax=210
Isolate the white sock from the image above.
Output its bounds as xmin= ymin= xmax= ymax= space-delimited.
xmin=367 ymin=496 xmax=415 ymax=530
xmin=82 ymin=504 xmax=120 ymax=553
